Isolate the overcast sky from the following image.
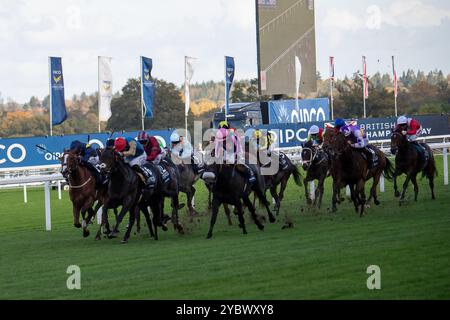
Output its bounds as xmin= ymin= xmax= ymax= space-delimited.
xmin=1 ymin=0 xmax=450 ymax=103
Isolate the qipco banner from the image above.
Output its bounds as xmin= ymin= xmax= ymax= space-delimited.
xmin=268 ymin=98 xmax=330 ymax=124
xmin=256 ymin=115 xmax=449 ymax=148
xmin=0 ymin=130 xmax=172 ymax=170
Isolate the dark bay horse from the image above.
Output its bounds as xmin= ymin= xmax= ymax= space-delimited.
xmin=390 ymin=132 xmax=437 ymax=204
xmin=327 ymin=131 xmax=394 ymax=216
xmin=98 ymin=148 xmax=142 ymax=243
xmin=301 ymin=141 xmax=330 ymax=208
xmin=169 ymin=152 xmax=201 ymax=216
xmin=257 ymin=151 xmax=302 ymax=215
xmin=60 ymin=151 xmax=99 ymax=238
xmin=203 ymin=163 xmax=276 ymax=239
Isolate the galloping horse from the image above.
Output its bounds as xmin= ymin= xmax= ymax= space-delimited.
xmin=326 ymin=130 xmax=394 ymax=216
xmin=256 ymin=151 xmax=302 ymax=215
xmin=98 ymin=148 xmax=142 ymax=243
xmin=390 ymin=132 xmax=437 ymax=204
xmin=60 ymin=151 xmax=99 ymax=238
xmin=301 ymin=141 xmax=330 ymax=208
xmin=204 ymin=163 xmax=276 ymax=239
xmin=169 ymin=151 xmax=201 ymax=216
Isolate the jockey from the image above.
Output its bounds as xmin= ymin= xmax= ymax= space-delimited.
xmin=170 ymin=131 xmax=204 ymax=174
xmin=214 ymin=127 xmax=256 ymax=184
xmin=114 ymin=136 xmax=146 ymax=167
xmin=334 ymin=118 xmax=346 ymax=132
xmin=395 ymin=116 xmax=422 ymax=142
xmin=307 ymin=125 xmax=324 ymax=147
xmin=69 ymin=140 xmax=103 ymax=186
xmin=395 ymin=115 xmax=427 ymax=162
xmin=136 ymin=131 xmax=164 ymax=165
xmin=170 ymin=131 xmax=192 ymax=159
xmin=340 ymin=124 xmax=377 ymax=168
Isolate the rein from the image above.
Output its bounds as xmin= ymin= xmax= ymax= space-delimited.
xmin=68 ymin=175 xmax=93 ymax=189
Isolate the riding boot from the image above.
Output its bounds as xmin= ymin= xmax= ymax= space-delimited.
xmin=83 ymin=161 xmax=104 ymax=187
xmin=132 ymin=165 xmax=155 ymax=187
xmin=243 ymin=164 xmax=257 ymax=184
xmin=360 ymin=148 xmax=373 ymax=169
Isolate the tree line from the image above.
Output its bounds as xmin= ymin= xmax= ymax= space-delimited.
xmin=1 ymin=69 xmax=449 ymax=138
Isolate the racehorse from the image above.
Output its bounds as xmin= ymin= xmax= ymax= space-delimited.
xmin=390 ymin=132 xmax=437 ymax=204
xmin=60 ymin=151 xmax=99 ymax=238
xmin=326 ymin=131 xmax=394 ymax=216
xmin=169 ymin=152 xmax=201 ymax=216
xmin=301 ymin=141 xmax=330 ymax=209
xmin=98 ymin=148 xmax=142 ymax=243
xmin=256 ymin=151 xmax=302 ymax=215
xmin=203 ymin=163 xmax=276 ymax=239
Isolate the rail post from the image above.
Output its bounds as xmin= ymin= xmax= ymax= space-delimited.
xmin=380 ymin=175 xmax=385 ymax=193
xmin=444 ymin=147 xmax=448 ymax=186
xmin=44 ymin=181 xmax=52 ymax=231
xmin=23 ymin=184 xmax=28 ymax=203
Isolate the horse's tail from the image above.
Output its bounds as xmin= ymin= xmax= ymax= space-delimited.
xmin=291 ymin=165 xmax=303 ymax=187
xmin=423 ymin=153 xmax=438 ymax=179
xmin=383 ymin=157 xmax=395 ymax=181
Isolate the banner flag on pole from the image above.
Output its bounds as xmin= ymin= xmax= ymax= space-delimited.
xmin=329 ymin=56 xmax=335 ymax=81
xmin=98 ymin=56 xmax=113 ymax=122
xmin=363 ymin=56 xmax=369 ymax=98
xmin=225 ymin=56 xmax=235 ymax=116
xmin=49 ymin=57 xmax=67 ymax=126
xmin=392 ymin=56 xmax=398 ymax=98
xmin=184 ymin=56 xmax=195 ymax=117
xmin=295 ymin=55 xmax=302 ymax=98
xmin=141 ymin=56 xmax=155 ymax=119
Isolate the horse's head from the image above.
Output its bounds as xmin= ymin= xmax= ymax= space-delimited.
xmin=60 ymin=151 xmax=80 ymax=178
xmin=390 ymin=131 xmax=406 ymax=155
xmin=329 ymin=131 xmax=349 ymax=156
xmin=322 ymin=128 xmax=337 ymax=153
xmin=98 ymin=147 xmax=119 ymax=174
xmin=301 ymin=141 xmax=314 ymax=170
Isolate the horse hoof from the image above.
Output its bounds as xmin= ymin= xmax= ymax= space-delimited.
xmin=243 ymin=230 xmax=248 ymax=235
xmin=95 ymin=236 xmax=101 ymax=241
xmin=74 ymin=223 xmax=82 ymax=229
xmin=121 ymin=239 xmax=128 ymax=244
xmin=257 ymin=225 xmax=264 ymax=231
xmin=269 ymin=217 xmax=276 ymax=223
xmin=162 ymin=225 xmax=168 ymax=232
xmin=83 ymin=230 xmax=90 ymax=238
xmin=206 ymin=233 xmax=212 ymax=239
xmin=374 ymin=200 xmax=380 ymax=206
xmin=395 ymin=191 xmax=401 ymax=198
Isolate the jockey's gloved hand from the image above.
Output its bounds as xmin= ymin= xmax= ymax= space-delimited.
xmin=117 ymin=152 xmax=123 ymax=157
xmin=402 ymin=130 xmax=407 ymax=135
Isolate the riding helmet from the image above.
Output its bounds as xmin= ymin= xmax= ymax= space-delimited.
xmin=334 ymin=118 xmax=345 ymax=128
xmin=114 ymin=137 xmax=127 ymax=152
xmin=308 ymin=125 xmax=320 ymax=135
xmin=170 ymin=131 xmax=181 ymax=143
xmin=137 ymin=131 xmax=149 ymax=143
xmin=397 ymin=115 xmax=408 ymax=125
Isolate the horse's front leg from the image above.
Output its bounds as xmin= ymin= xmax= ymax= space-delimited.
xmin=207 ymin=196 xmax=220 ymax=239
xmin=304 ymin=177 xmax=312 ymax=205
xmin=331 ymin=179 xmax=339 ymax=213
xmin=393 ymin=169 xmax=401 ymax=198
xmin=317 ymin=175 xmax=325 ymax=209
xmin=411 ymin=174 xmax=419 ymax=202
xmin=400 ymin=171 xmax=413 ymax=205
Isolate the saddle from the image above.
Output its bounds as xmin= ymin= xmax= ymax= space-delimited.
xmin=279 ymin=153 xmax=289 ymax=170
xmin=359 ymin=145 xmax=379 ymax=169
xmin=157 ymin=164 xmax=171 ymax=183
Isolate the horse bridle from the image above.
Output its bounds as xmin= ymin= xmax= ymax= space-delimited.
xmin=303 ymin=146 xmax=327 ymax=166
xmin=61 ymin=152 xmax=93 ymax=189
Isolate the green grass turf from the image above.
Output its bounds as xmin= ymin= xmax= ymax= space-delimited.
xmin=0 ymin=157 xmax=449 ymax=300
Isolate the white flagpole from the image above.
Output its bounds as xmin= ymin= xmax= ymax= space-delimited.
xmin=330 ymin=79 xmax=334 ymax=120
xmin=362 ymin=56 xmax=367 ymax=119
xmin=48 ymin=57 xmax=53 ymax=136
xmin=393 ymin=56 xmax=398 ymax=117
xmin=98 ymin=56 xmax=101 ymax=133
xmin=185 ymin=56 xmax=188 ymax=136
xmin=140 ymin=57 xmax=145 ymax=131
xmin=224 ymin=56 xmax=228 ymax=120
